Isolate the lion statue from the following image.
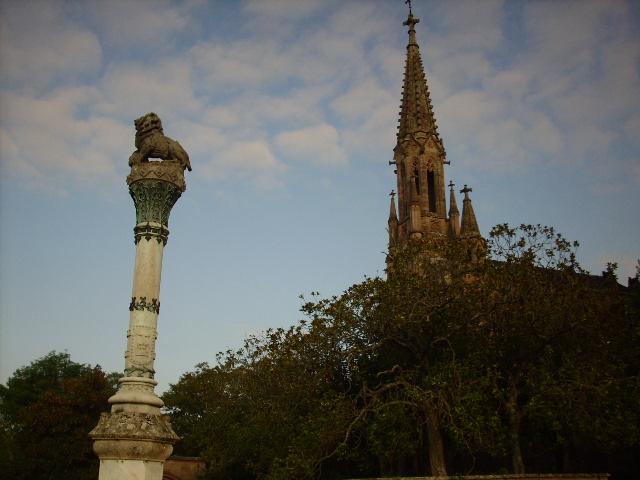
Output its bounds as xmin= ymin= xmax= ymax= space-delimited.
xmin=128 ymin=112 xmax=192 ymax=171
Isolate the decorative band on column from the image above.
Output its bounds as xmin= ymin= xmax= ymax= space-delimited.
xmin=133 ymin=223 xmax=170 ymax=245
xmin=129 ymin=297 xmax=161 ymax=314
xmin=124 ymin=364 xmax=156 ymax=378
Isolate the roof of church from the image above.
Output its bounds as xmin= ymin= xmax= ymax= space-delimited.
xmin=397 ymin=13 xmax=444 ymax=153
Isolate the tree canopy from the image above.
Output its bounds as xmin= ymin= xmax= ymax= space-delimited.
xmin=0 ymin=351 xmax=118 ymax=480
xmin=163 ymin=224 xmax=640 ymax=479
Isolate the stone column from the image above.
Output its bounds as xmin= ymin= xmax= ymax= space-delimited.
xmin=90 ymin=160 xmax=185 ymax=480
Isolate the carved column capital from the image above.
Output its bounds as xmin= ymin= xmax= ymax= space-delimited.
xmin=127 ymin=162 xmax=186 ymax=245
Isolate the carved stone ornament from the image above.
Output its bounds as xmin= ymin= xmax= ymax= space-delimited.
xmin=124 ymin=364 xmax=156 ymax=377
xmin=90 ymin=412 xmax=179 ymax=442
xmin=127 ymin=160 xmax=186 ymax=192
xmin=129 ymin=296 xmax=160 ymax=314
xmin=128 ymin=175 xmax=184 ymax=226
xmin=133 ymin=223 xmax=170 ymax=245
xmin=90 ymin=412 xmax=179 ymax=462
xmin=128 ymin=113 xmax=191 ymax=172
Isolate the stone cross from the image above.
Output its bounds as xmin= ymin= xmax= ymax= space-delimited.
xmin=460 ymin=184 xmax=473 ymax=199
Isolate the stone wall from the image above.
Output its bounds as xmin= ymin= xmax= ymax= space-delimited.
xmin=349 ymin=475 xmax=610 ymax=480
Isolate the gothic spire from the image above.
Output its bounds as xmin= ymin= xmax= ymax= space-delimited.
xmin=459 ymin=185 xmax=480 ymax=236
xmin=448 ymin=181 xmax=459 ymax=216
xmin=448 ymin=181 xmax=460 ymax=238
xmin=397 ymin=11 xmax=443 ymax=151
xmin=388 ymin=190 xmax=398 ymax=223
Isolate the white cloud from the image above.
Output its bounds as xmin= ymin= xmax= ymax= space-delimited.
xmin=0 ymin=1 xmax=102 ymax=88
xmin=0 ymin=88 xmax=129 ymax=186
xmin=171 ymin=120 xmax=227 ymax=159
xmin=427 ymin=0 xmax=505 ymax=53
xmin=244 ymin=0 xmax=326 ymax=20
xmin=275 ymin=124 xmax=347 ymax=167
xmin=331 ymin=78 xmax=394 ymax=123
xmin=88 ymin=0 xmax=191 ymax=51
xmin=190 ymin=39 xmax=294 ymax=91
xmin=1 ymin=0 xmax=637 ymax=197
xmin=201 ymin=141 xmax=286 ymax=189
xmin=340 ymin=105 xmax=397 ymax=161
xmin=97 ymin=60 xmax=202 ymax=119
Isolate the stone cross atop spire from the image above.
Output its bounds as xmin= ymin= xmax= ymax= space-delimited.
xmin=397 ymin=10 xmax=443 ymax=150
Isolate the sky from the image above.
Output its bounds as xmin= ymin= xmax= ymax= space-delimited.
xmin=1 ymin=0 xmax=639 ymax=394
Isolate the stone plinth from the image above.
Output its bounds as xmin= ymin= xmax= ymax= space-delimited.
xmin=90 ymin=412 xmax=179 ymax=479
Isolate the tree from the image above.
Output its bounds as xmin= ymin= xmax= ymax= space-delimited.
xmin=468 ymin=225 xmax=640 ymax=474
xmin=164 ymin=224 xmax=639 ymax=479
xmin=0 ymin=351 xmax=117 ymax=480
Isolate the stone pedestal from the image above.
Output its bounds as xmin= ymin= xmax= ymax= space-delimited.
xmin=90 ymin=160 xmax=186 ymax=480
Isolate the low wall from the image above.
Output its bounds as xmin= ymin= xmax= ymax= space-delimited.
xmin=350 ymin=474 xmax=610 ymax=480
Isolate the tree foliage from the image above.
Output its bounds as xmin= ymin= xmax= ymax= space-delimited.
xmin=163 ymin=224 xmax=639 ymax=479
xmin=0 ymin=351 xmax=117 ymax=480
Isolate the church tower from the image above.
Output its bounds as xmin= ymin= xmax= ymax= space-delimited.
xmin=387 ymin=9 xmax=481 ymax=265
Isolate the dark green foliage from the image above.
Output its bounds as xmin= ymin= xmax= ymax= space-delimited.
xmin=163 ymin=224 xmax=639 ymax=479
xmin=0 ymin=351 xmax=117 ymax=480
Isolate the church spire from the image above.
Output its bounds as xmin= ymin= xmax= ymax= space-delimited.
xmin=397 ymin=10 xmax=443 ymax=153
xmin=387 ymin=5 xmax=479 ymax=267
xmin=459 ymin=185 xmax=480 ymax=237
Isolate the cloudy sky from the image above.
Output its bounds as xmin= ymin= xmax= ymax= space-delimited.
xmin=1 ymin=0 xmax=638 ymax=392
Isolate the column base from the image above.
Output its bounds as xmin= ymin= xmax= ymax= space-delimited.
xmin=90 ymin=411 xmax=179 ymax=480
xmin=97 ymin=458 xmax=164 ymax=480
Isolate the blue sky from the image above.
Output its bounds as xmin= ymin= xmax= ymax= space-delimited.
xmin=1 ymin=0 xmax=639 ymax=393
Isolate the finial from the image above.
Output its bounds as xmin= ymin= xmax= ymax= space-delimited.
xmin=390 ymin=189 xmax=396 ymax=198
xmin=448 ymin=180 xmax=455 ymax=191
xmin=460 ymin=184 xmax=473 ymax=199
xmin=403 ymin=5 xmax=420 ymax=46
xmin=405 ymin=0 xmax=413 ymax=15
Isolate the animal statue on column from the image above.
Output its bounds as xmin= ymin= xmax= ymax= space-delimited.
xmin=128 ymin=112 xmax=192 ymax=171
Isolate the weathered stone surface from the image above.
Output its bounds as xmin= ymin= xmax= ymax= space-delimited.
xmin=90 ymin=411 xmax=179 ymax=445
xmin=109 ymin=377 xmax=164 ymax=414
xmin=98 ymin=459 xmax=164 ymax=480
xmin=128 ymin=161 xmax=187 ymax=192
xmin=129 ymin=167 xmax=184 ymax=220
xmin=128 ymin=113 xmax=191 ymax=172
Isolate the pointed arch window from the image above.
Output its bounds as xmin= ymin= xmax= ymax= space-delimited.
xmin=427 ymin=170 xmax=436 ymax=212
